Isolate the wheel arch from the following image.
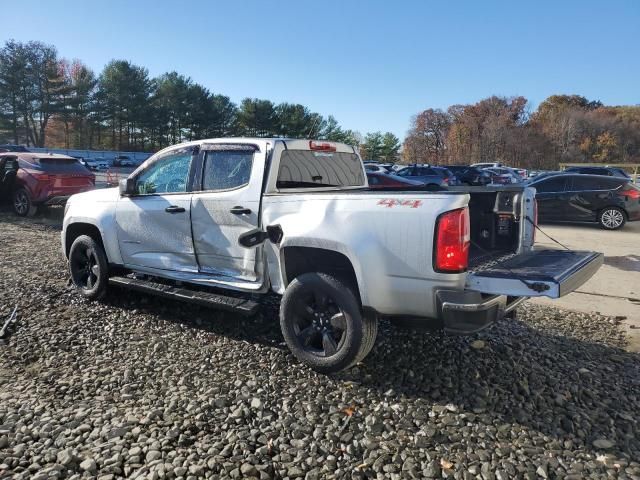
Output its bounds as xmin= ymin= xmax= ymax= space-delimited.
xmin=281 ymin=246 xmax=361 ymax=304
xmin=64 ymin=222 xmax=106 ymax=259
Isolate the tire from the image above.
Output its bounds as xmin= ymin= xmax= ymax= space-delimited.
xmin=280 ymin=272 xmax=376 ymax=373
xmin=13 ymin=188 xmax=37 ymax=217
xmin=598 ymin=206 xmax=626 ymax=230
xmin=69 ymin=235 xmax=109 ymax=300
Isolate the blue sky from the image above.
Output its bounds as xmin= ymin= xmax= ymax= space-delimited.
xmin=2 ymin=0 xmax=639 ymax=138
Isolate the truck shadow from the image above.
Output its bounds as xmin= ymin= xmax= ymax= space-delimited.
xmin=605 ymin=254 xmax=640 ymax=272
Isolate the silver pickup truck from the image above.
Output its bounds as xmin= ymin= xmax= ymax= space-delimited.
xmin=62 ymin=138 xmax=603 ymax=372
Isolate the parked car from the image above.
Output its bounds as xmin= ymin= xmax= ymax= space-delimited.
xmin=0 ymin=152 xmax=95 ymax=216
xmin=471 ymin=162 xmax=503 ymax=169
xmin=564 ymin=166 xmax=631 ymax=179
xmin=364 ymin=163 xmax=388 ymax=174
xmin=394 ymin=164 xmax=448 ymax=188
xmin=113 ymin=155 xmax=135 ymax=167
xmin=445 ymin=166 xmax=491 ymax=186
xmin=0 ymin=145 xmax=30 ymax=153
xmin=484 ymin=167 xmax=521 ymax=184
xmin=62 ymin=138 xmax=602 ymax=373
xmin=84 ymin=157 xmax=109 ymax=171
xmin=366 ymin=171 xmax=425 ymax=189
xmin=529 ymin=174 xmax=640 ymax=229
xmin=433 ymin=166 xmax=461 ymax=186
xmin=513 ymin=168 xmax=528 ymax=180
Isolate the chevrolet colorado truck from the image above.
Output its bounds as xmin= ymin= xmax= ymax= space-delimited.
xmin=62 ymin=138 xmax=603 ymax=373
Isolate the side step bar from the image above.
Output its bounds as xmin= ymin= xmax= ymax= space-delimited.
xmin=109 ymin=276 xmax=260 ymax=316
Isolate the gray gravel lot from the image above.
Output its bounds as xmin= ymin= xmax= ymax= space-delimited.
xmin=1 ymin=212 xmax=639 ymax=479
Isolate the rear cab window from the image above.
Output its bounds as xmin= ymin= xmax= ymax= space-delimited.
xmin=277 ymin=150 xmax=364 ymax=189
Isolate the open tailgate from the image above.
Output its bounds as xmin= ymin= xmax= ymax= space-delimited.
xmin=466 ymin=249 xmax=603 ymax=298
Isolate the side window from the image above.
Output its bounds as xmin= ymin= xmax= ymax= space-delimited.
xmin=570 ymin=177 xmax=607 ymax=191
xmin=396 ymin=168 xmax=411 ymax=177
xmin=367 ymin=175 xmax=379 ymax=185
xmin=202 ymin=150 xmax=253 ymax=191
xmin=535 ymin=177 xmax=566 ymax=193
xmin=135 ymin=151 xmax=193 ymax=194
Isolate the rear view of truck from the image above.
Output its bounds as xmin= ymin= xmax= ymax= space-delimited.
xmin=435 ymin=185 xmax=602 ymax=334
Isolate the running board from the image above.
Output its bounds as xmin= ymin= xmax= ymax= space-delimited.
xmin=109 ymin=276 xmax=260 ymax=316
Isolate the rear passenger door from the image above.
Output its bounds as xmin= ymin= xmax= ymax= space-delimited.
xmin=190 ymin=144 xmax=264 ymax=282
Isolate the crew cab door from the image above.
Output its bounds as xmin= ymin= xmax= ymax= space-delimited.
xmin=115 ymin=146 xmax=199 ymax=272
xmin=466 ymin=249 xmax=603 ymax=298
xmin=190 ymin=144 xmax=264 ymax=282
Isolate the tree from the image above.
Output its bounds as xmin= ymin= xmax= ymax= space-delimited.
xmin=97 ymin=60 xmax=152 ymax=150
xmin=404 ymin=109 xmax=451 ymax=164
xmin=360 ymin=131 xmax=384 ymax=161
xmin=380 ymin=132 xmax=400 ymax=162
xmin=0 ymin=40 xmax=65 ymax=147
xmin=237 ymin=98 xmax=276 ymax=137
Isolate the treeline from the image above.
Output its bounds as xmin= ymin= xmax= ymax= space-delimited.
xmin=404 ymin=95 xmax=640 ymax=169
xmin=0 ymin=39 xmax=401 ymax=160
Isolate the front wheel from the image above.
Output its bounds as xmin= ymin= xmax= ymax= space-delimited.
xmin=598 ymin=207 xmax=626 ymax=230
xmin=280 ymin=272 xmax=376 ymax=373
xmin=69 ymin=235 xmax=109 ymax=300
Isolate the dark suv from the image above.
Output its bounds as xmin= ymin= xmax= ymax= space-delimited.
xmin=564 ymin=166 xmax=631 ymax=179
xmin=530 ymin=174 xmax=640 ymax=230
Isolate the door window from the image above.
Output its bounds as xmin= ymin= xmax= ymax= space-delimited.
xmin=569 ymin=176 xmax=608 ymax=191
xmin=135 ymin=151 xmax=193 ymax=194
xmin=202 ymin=150 xmax=254 ymax=190
xmin=534 ymin=177 xmax=566 ymax=193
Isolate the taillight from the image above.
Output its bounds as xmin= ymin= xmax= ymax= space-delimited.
xmin=309 ymin=140 xmax=336 ymax=151
xmin=442 ymin=177 xmax=449 ymax=184
xmin=434 ymin=207 xmax=470 ymax=273
xmin=619 ymin=185 xmax=640 ymax=200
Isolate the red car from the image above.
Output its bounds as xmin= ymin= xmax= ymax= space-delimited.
xmin=366 ymin=171 xmax=426 ymax=189
xmin=0 ymin=152 xmax=95 ymax=216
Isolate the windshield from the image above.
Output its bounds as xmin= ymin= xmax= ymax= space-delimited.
xmin=277 ymin=150 xmax=365 ymax=189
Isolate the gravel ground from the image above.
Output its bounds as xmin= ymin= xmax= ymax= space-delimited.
xmin=1 ymin=212 xmax=639 ymax=480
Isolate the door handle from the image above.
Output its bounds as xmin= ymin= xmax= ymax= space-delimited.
xmin=165 ymin=205 xmax=185 ymax=213
xmin=230 ymin=206 xmax=252 ymax=215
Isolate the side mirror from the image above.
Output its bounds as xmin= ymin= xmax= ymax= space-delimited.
xmin=119 ymin=178 xmax=136 ymax=196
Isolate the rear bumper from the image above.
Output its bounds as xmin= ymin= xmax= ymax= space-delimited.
xmin=437 ymin=290 xmax=526 ymax=334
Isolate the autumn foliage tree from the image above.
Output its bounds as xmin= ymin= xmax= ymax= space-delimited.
xmin=404 ymin=94 xmax=640 ymax=169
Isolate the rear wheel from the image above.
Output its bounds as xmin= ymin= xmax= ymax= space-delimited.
xmin=598 ymin=207 xmax=626 ymax=230
xmin=69 ymin=235 xmax=109 ymax=300
xmin=280 ymin=272 xmax=376 ymax=373
xmin=13 ymin=188 xmax=37 ymax=217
